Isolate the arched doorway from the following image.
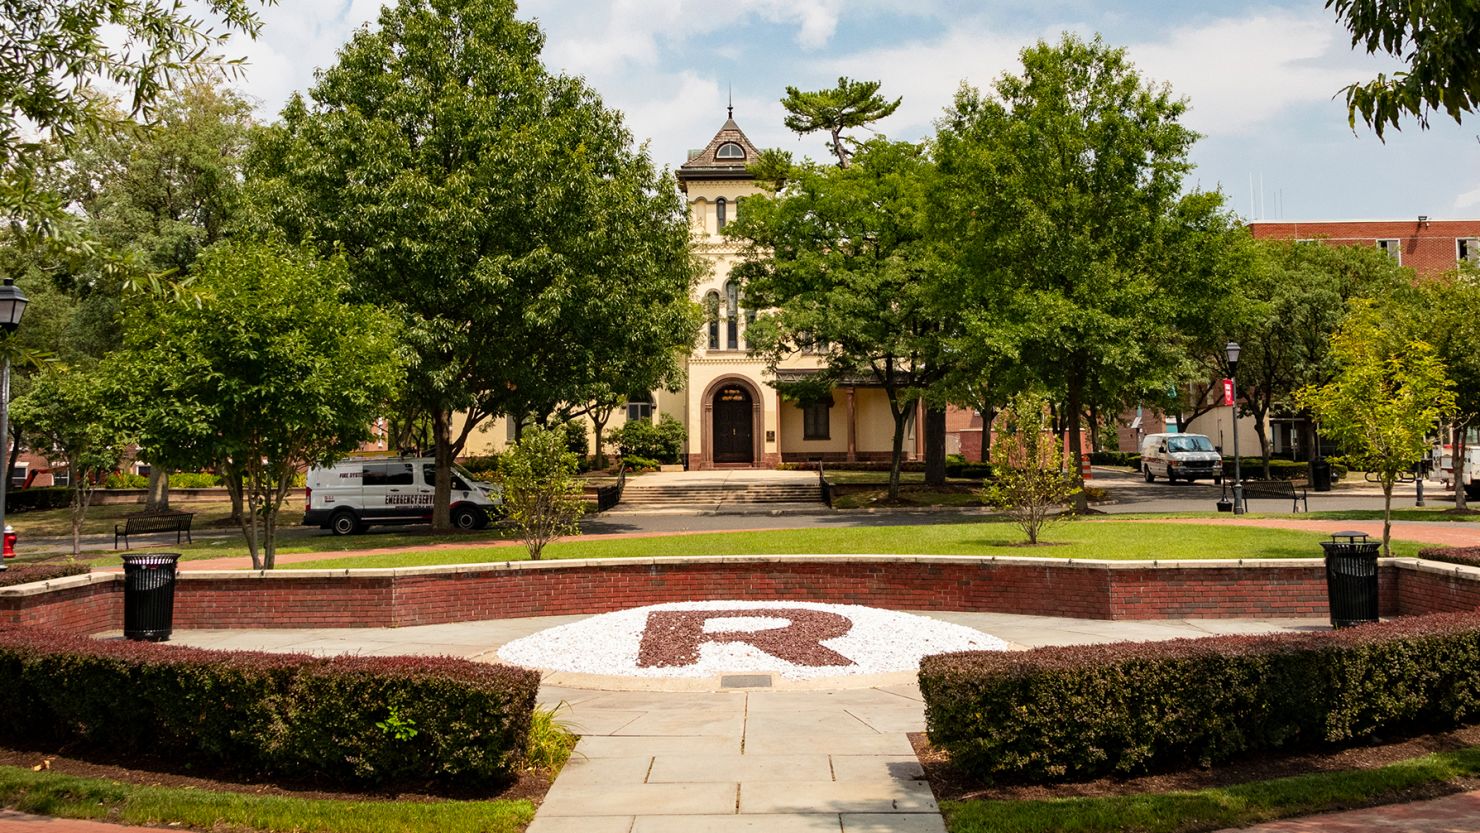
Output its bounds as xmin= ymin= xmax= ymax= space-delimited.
xmin=711 ymin=383 xmax=755 ymax=464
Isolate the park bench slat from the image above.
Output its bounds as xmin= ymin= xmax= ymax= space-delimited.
xmin=1238 ymin=479 xmax=1308 ymax=512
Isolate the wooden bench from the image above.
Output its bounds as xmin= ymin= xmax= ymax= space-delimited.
xmin=1238 ymin=479 xmax=1308 ymax=512
xmin=114 ymin=512 xmax=194 ymax=550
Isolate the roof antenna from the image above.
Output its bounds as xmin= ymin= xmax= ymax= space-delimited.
xmin=727 ymin=84 xmax=733 ymax=120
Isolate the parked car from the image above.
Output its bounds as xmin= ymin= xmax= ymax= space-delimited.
xmin=303 ymin=456 xmax=502 ymax=535
xmin=1139 ymin=433 xmax=1224 ymax=484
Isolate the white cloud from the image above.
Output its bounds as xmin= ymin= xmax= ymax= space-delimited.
xmin=1454 ymin=185 xmax=1480 ymax=210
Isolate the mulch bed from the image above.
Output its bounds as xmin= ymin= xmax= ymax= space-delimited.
xmin=910 ymin=725 xmax=1480 ymax=802
xmin=0 ymin=744 xmax=554 ymax=804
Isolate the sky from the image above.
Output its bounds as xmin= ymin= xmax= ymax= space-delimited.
xmin=222 ymin=0 xmax=1479 ymax=221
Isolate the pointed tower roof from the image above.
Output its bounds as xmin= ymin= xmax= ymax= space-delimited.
xmin=676 ymin=112 xmax=764 ymax=190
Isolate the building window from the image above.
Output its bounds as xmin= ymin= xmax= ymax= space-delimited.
xmin=716 ymin=142 xmax=745 ymax=160
xmin=1376 ymin=238 xmax=1402 ymax=263
xmin=51 ymin=468 xmax=69 ymax=487
xmin=803 ymin=399 xmax=832 ymax=440
xmin=744 ymin=308 xmax=756 ymax=349
xmin=725 ymin=280 xmax=739 ymax=349
xmin=134 ymin=463 xmax=151 ymax=477
xmin=716 ymin=197 xmax=728 ymax=231
xmin=626 ymin=394 xmax=653 ymax=422
xmin=506 ymin=417 xmax=520 ymax=442
xmin=1459 ymin=238 xmax=1479 ymax=262
xmin=9 ymin=465 xmax=26 ymax=489
xmin=705 ymin=291 xmax=720 ymax=349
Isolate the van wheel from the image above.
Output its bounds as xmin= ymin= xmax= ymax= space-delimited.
xmin=1466 ymin=482 xmax=1480 ymax=501
xmin=451 ymin=506 xmax=485 ymax=531
xmin=330 ymin=509 xmax=362 ymax=536
xmin=1144 ymin=468 xmax=1155 ymax=483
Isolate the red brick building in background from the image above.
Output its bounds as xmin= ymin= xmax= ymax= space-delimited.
xmin=1249 ymin=218 xmax=1480 ymax=276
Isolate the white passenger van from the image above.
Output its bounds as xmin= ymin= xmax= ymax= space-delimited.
xmin=303 ymin=456 xmax=502 ymax=535
xmin=1139 ymin=433 xmax=1224 ymax=484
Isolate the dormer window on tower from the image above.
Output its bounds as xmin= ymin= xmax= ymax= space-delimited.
xmin=716 ymin=142 xmax=745 ymax=160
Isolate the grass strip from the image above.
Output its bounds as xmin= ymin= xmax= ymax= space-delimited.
xmin=943 ymin=746 xmax=1480 ymax=833
xmin=0 ymin=765 xmax=535 ymax=833
xmin=279 ymin=521 xmax=1424 ymax=570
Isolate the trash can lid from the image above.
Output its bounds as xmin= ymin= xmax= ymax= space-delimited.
xmin=1330 ymin=530 xmax=1370 ymax=542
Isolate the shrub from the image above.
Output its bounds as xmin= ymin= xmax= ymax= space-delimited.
xmin=609 ymin=414 xmax=685 ymax=464
xmin=560 ymin=420 xmax=589 ymax=456
xmin=921 ymin=612 xmax=1480 ymax=783
xmin=5 ymin=487 xmax=71 ymax=513
xmin=0 ymin=563 xmax=90 ymax=587
xmin=621 ymin=455 xmax=661 ymax=472
xmin=946 ymin=462 xmax=994 ymax=479
xmin=980 ymin=395 xmax=1080 ymax=544
xmin=498 ymin=426 xmax=585 ymax=560
xmin=1418 ymin=546 xmax=1480 ymax=568
xmin=102 ymin=472 xmax=148 ymax=489
xmin=1224 ymin=458 xmax=1312 ymax=481
xmin=0 ymin=628 xmax=539 ymax=788
xmin=460 ymin=454 xmax=499 ymax=483
xmin=168 ymin=472 xmax=221 ymax=488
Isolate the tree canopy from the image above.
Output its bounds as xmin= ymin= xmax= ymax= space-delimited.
xmin=1328 ymin=0 xmax=1480 ymax=138
xmin=781 ymin=77 xmax=902 ymax=168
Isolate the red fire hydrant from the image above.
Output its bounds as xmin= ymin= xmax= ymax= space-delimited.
xmin=4 ymin=525 xmax=16 ymax=559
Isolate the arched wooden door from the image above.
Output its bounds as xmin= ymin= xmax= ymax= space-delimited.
xmin=712 ymin=384 xmax=754 ymax=464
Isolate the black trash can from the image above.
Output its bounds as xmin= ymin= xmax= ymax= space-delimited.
xmin=1320 ymin=531 xmax=1379 ymax=628
xmin=1310 ymin=459 xmax=1333 ymax=492
xmin=122 ymin=553 xmax=180 ymax=642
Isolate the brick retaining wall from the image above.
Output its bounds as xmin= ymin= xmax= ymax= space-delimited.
xmin=6 ymin=555 xmax=1473 ymax=634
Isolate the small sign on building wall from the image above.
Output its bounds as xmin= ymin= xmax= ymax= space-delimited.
xmin=766 ymin=430 xmax=776 ymax=443
xmin=1221 ymin=378 xmax=1235 ymax=407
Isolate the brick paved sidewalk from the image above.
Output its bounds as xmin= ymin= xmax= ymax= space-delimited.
xmin=1217 ymin=789 xmax=1480 ymax=832
xmin=1104 ymin=517 xmax=1479 ymax=548
xmin=0 ymin=810 xmax=170 ymax=830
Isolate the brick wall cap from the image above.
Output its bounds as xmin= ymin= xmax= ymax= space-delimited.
xmin=1403 ymin=557 xmax=1480 ymax=579
xmin=0 ymin=571 xmax=119 ymax=597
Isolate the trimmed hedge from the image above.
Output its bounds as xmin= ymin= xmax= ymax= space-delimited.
xmin=1088 ymin=451 xmax=1140 ymax=467
xmin=921 ymin=612 xmax=1480 ymax=783
xmin=1419 ymin=546 xmax=1480 ymax=569
xmin=6 ymin=487 xmax=71 ymax=514
xmin=0 ymin=629 xmax=540 ymax=788
xmin=0 ymin=563 xmax=90 ymax=587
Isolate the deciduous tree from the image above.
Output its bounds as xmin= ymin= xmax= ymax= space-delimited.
xmin=932 ymin=34 xmax=1228 ymax=512
xmin=498 ymin=425 xmax=584 ymax=561
xmin=1297 ymin=302 xmax=1456 ymax=554
xmin=115 ymin=242 xmax=401 ymax=568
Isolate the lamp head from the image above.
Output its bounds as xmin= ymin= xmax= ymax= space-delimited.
xmin=0 ymin=279 xmax=27 ymax=334
xmin=1224 ymin=341 xmax=1241 ymax=365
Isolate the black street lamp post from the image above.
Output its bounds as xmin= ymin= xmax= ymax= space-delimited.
xmin=1226 ymin=341 xmax=1243 ymax=515
xmin=0 ymin=278 xmax=30 ymax=570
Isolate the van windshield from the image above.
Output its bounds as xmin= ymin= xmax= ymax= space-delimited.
xmin=1166 ymin=436 xmax=1215 ymax=453
xmin=422 ymin=464 xmax=472 ymax=492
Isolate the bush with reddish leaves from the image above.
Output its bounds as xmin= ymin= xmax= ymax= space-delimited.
xmin=920 ymin=613 xmax=1480 ymax=783
xmin=0 ymin=563 xmax=90 ymax=587
xmin=0 ymin=629 xmax=539 ymax=787
xmin=1418 ymin=546 xmax=1480 ymax=569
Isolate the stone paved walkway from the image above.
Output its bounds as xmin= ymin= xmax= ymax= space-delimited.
xmin=1109 ymin=517 xmax=1479 ymax=548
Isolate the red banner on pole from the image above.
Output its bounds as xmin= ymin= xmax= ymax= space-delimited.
xmin=1222 ymin=378 xmax=1235 ymax=406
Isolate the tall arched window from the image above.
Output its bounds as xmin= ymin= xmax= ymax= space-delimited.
xmin=705 ymin=291 xmax=720 ymax=350
xmin=724 ymin=280 xmax=739 ymax=349
xmin=716 ymin=197 xmax=728 ymax=231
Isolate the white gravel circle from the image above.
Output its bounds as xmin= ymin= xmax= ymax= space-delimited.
xmin=496 ymin=600 xmax=1007 ymax=680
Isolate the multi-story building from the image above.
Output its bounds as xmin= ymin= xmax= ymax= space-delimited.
xmin=1249 ymin=218 xmax=1480 ymax=276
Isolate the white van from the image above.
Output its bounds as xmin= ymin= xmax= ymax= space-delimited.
xmin=303 ymin=456 xmax=502 ymax=535
xmin=1140 ymin=433 xmax=1224 ymax=484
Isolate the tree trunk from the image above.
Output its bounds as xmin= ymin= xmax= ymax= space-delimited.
xmin=1381 ymin=477 xmax=1394 ymax=556
xmin=145 ymin=468 xmax=169 ymax=512
xmin=978 ymin=406 xmax=995 ymax=462
xmin=1455 ymin=424 xmax=1469 ymax=511
xmin=592 ymin=412 xmax=611 ymax=471
xmin=1251 ymin=408 xmax=1271 ymax=480
xmin=1066 ymin=372 xmax=1089 ymax=514
xmin=223 ymin=467 xmax=244 ymax=525
xmin=1088 ymin=404 xmax=1101 ymax=453
xmin=887 ymin=403 xmax=908 ymax=500
xmin=432 ymin=407 xmax=454 ymax=531
xmin=924 ymin=405 xmax=947 ymax=487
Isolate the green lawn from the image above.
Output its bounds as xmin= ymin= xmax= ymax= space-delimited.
xmin=943 ymin=746 xmax=1480 ymax=833
xmin=8 ymin=497 xmax=304 ymax=540
xmin=0 ymin=765 xmax=534 ymax=833
xmin=277 ymin=520 xmax=1424 ymax=571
